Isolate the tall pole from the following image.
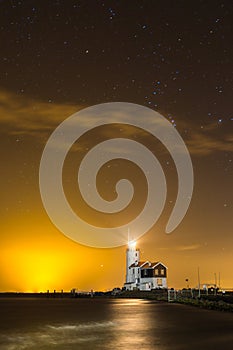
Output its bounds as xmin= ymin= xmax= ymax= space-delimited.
xmin=218 ymin=272 xmax=221 ymax=290
xmin=198 ymin=266 xmax=201 ymax=298
xmin=214 ymin=272 xmax=217 ymax=295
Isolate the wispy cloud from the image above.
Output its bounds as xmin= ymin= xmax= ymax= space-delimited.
xmin=0 ymin=89 xmax=83 ymax=137
xmin=0 ymin=89 xmax=231 ymax=156
xmin=157 ymin=244 xmax=201 ymax=251
xmin=176 ymin=244 xmax=201 ymax=251
xmin=185 ymin=131 xmax=233 ymax=155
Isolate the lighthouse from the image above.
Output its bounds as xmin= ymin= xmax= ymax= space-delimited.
xmin=126 ymin=241 xmax=140 ymax=283
xmin=124 ymin=240 xmax=168 ymax=291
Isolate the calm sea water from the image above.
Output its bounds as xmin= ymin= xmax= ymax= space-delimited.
xmin=0 ymin=298 xmax=233 ymax=349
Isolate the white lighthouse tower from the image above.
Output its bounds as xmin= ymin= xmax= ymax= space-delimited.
xmin=125 ymin=241 xmax=140 ymax=284
xmin=124 ymin=240 xmax=168 ymax=291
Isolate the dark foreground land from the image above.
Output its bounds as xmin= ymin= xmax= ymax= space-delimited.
xmin=120 ymin=289 xmax=233 ymax=312
xmin=0 ymin=297 xmax=233 ymax=350
xmin=1 ymin=289 xmax=233 ymax=312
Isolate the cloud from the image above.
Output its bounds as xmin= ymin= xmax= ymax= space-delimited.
xmin=0 ymin=88 xmax=83 ymax=137
xmin=185 ymin=131 xmax=233 ymax=155
xmin=157 ymin=244 xmax=201 ymax=251
xmin=176 ymin=244 xmax=201 ymax=251
xmin=0 ymin=88 xmax=231 ymax=156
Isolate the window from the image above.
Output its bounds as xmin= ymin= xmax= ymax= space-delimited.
xmin=157 ymin=278 xmax=162 ymax=286
xmin=161 ymin=269 xmax=164 ymax=275
xmin=141 ymin=269 xmax=153 ymax=278
xmin=155 ymin=269 xmax=159 ymax=275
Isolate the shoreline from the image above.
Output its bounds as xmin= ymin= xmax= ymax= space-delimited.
xmin=1 ymin=290 xmax=233 ymax=313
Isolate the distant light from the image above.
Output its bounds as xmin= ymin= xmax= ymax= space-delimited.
xmin=128 ymin=240 xmax=136 ymax=249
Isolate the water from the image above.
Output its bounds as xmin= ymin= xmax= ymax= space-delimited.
xmin=0 ymin=298 xmax=233 ymax=349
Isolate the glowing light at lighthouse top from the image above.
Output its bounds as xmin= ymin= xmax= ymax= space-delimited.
xmin=128 ymin=240 xmax=137 ymax=250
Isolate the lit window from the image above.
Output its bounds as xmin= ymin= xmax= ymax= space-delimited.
xmin=155 ymin=269 xmax=159 ymax=275
xmin=157 ymin=278 xmax=162 ymax=286
xmin=161 ymin=269 xmax=164 ymax=275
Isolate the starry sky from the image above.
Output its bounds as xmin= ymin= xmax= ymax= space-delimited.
xmin=0 ymin=0 xmax=232 ymax=292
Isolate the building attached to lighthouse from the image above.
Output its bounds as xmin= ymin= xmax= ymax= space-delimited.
xmin=124 ymin=241 xmax=167 ymax=291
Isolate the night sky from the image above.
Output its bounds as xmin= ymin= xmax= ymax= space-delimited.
xmin=0 ymin=1 xmax=233 ymax=292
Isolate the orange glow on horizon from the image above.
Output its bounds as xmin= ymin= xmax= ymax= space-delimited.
xmin=1 ymin=216 xmax=127 ymax=292
xmin=1 ymin=211 xmax=233 ymax=292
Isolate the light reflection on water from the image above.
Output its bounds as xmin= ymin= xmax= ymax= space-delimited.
xmin=0 ymin=321 xmax=113 ymax=349
xmin=108 ymin=299 xmax=158 ymax=349
xmin=0 ymin=298 xmax=233 ymax=349
xmin=0 ymin=299 xmax=156 ymax=350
